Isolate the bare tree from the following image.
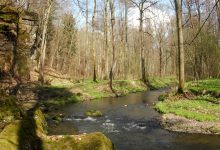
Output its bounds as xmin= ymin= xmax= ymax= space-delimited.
xmin=130 ymin=0 xmax=158 ymax=83
xmin=92 ymin=0 xmax=97 ymax=82
xmin=38 ymin=0 xmax=53 ymax=83
xmin=216 ymin=0 xmax=220 ymax=36
xmin=174 ymin=0 xmax=185 ymax=93
xmin=109 ymin=0 xmax=117 ymax=94
xmin=104 ymin=0 xmax=109 ymax=78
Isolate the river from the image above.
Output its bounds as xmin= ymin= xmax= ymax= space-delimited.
xmin=47 ymin=89 xmax=220 ymax=150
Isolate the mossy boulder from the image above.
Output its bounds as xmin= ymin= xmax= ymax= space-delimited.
xmin=52 ymin=115 xmax=62 ymax=124
xmin=0 ymin=109 xmax=115 ymax=150
xmin=85 ymin=110 xmax=103 ymax=117
xmin=0 ymin=94 xmax=22 ymax=131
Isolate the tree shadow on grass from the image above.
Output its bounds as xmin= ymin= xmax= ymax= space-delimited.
xmin=18 ymin=105 xmax=43 ymax=150
xmin=35 ymin=86 xmax=79 ymax=107
xmin=17 ymin=86 xmax=78 ymax=150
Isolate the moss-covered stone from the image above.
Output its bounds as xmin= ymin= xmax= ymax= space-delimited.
xmin=0 ymin=109 xmax=115 ymax=150
xmin=0 ymin=5 xmax=38 ymax=79
xmin=0 ymin=94 xmax=22 ymax=130
xmin=85 ymin=110 xmax=103 ymax=117
xmin=0 ymin=13 xmax=18 ymax=23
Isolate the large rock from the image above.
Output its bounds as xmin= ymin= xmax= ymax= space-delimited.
xmin=0 ymin=6 xmax=38 ymax=91
xmin=0 ymin=109 xmax=115 ymax=150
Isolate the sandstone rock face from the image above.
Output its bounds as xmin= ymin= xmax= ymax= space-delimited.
xmin=0 ymin=6 xmax=38 ymax=91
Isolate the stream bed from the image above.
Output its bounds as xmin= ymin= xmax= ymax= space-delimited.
xmin=47 ymin=89 xmax=220 ymax=150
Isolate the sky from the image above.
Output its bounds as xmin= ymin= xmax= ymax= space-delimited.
xmin=63 ymin=0 xmax=174 ymax=29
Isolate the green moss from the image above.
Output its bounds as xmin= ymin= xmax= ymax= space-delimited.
xmin=1 ymin=6 xmax=19 ymax=14
xmin=0 ymin=13 xmax=18 ymax=23
xmin=43 ymin=132 xmax=115 ymax=150
xmin=85 ymin=110 xmax=103 ymax=117
xmin=0 ymin=109 xmax=115 ymax=150
xmin=0 ymin=94 xmax=22 ymax=125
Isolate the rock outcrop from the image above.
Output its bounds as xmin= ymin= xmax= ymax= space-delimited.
xmin=0 ymin=6 xmax=37 ymax=91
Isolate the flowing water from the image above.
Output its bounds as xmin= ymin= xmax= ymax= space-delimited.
xmin=48 ymin=89 xmax=220 ymax=150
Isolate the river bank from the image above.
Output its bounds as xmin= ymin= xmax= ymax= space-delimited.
xmin=155 ymin=79 xmax=220 ymax=135
xmin=0 ymin=77 xmax=176 ymax=150
xmin=37 ymin=77 xmax=177 ymax=111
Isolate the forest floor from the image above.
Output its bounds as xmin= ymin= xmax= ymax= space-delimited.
xmin=155 ymin=79 xmax=220 ymax=134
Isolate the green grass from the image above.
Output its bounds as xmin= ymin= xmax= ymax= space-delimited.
xmin=49 ymin=79 xmax=147 ymax=101
xmin=155 ymin=97 xmax=220 ymax=122
xmin=155 ymin=79 xmax=220 ymax=123
xmin=36 ymin=79 xmax=147 ymax=107
xmin=187 ymin=79 xmax=220 ymax=96
xmin=113 ymin=80 xmax=147 ymax=95
xmin=149 ymin=77 xmax=177 ymax=89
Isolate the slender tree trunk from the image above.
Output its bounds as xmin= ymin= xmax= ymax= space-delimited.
xmin=38 ymin=0 xmax=52 ymax=83
xmin=124 ymin=0 xmax=129 ymax=79
xmin=109 ymin=0 xmax=117 ymax=95
xmin=175 ymin=0 xmax=185 ymax=93
xmin=104 ymin=0 xmax=109 ymax=79
xmin=92 ymin=0 xmax=97 ymax=82
xmin=159 ymin=44 xmax=162 ymax=77
xmin=86 ymin=0 xmax=88 ymax=32
xmin=216 ymin=0 xmax=220 ymax=36
xmin=84 ymin=0 xmax=89 ymax=79
xmin=62 ymin=34 xmax=74 ymax=73
xmin=50 ymin=25 xmax=60 ymax=68
xmin=139 ymin=6 xmax=147 ymax=83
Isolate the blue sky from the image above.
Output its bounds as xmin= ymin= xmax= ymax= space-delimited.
xmin=67 ymin=0 xmax=174 ymax=29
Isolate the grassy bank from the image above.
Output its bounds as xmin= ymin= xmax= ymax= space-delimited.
xmin=0 ymin=109 xmax=114 ymax=150
xmin=155 ymin=79 xmax=220 ymax=134
xmin=37 ymin=79 xmax=147 ymax=108
xmin=39 ymin=76 xmax=178 ymax=108
xmin=148 ymin=77 xmax=177 ymax=89
xmin=187 ymin=79 xmax=220 ymax=97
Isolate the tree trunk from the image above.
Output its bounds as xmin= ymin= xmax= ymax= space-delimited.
xmin=159 ymin=45 xmax=162 ymax=77
xmin=92 ymin=0 xmax=97 ymax=82
xmin=84 ymin=0 xmax=89 ymax=79
xmin=38 ymin=0 xmax=52 ymax=84
xmin=109 ymin=0 xmax=117 ymax=95
xmin=175 ymin=0 xmax=185 ymax=93
xmin=216 ymin=0 xmax=220 ymax=36
xmin=139 ymin=6 xmax=147 ymax=83
xmin=124 ymin=0 xmax=129 ymax=79
xmin=104 ymin=0 xmax=109 ymax=78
